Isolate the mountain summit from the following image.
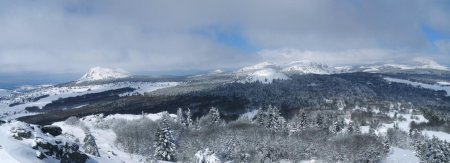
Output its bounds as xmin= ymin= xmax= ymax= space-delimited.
xmin=77 ymin=67 xmax=130 ymax=83
xmin=236 ymin=60 xmax=336 ymax=83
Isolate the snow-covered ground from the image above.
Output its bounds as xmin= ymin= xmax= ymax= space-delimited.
xmin=0 ymin=81 xmax=179 ymax=120
xmin=384 ymin=147 xmax=420 ymax=163
xmin=239 ymin=109 xmax=259 ymax=120
xmin=384 ymin=77 xmax=450 ymax=96
xmin=0 ymin=113 xmax=174 ymax=163
xmin=422 ymin=130 xmax=450 ymax=142
xmin=0 ymin=121 xmax=54 ymax=163
xmin=53 ymin=113 xmax=175 ymax=162
xmin=357 ymin=105 xmax=450 ymax=163
xmin=0 ymin=89 xmax=12 ymax=97
xmin=437 ymin=81 xmax=450 ymax=86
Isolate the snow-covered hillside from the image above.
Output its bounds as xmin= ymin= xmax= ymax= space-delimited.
xmin=77 ymin=67 xmax=130 ymax=83
xmin=240 ymin=68 xmax=289 ymax=84
xmin=282 ymin=61 xmax=338 ymax=74
xmin=236 ymin=60 xmax=341 ymax=84
xmin=0 ymin=113 xmax=176 ymax=163
xmin=0 ymin=81 xmax=179 ymax=120
xmin=384 ymin=77 xmax=450 ymax=96
xmin=0 ymin=89 xmax=12 ymax=97
xmin=361 ymin=58 xmax=448 ymax=72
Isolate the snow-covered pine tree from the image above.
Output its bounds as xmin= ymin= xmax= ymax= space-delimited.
xmin=415 ymin=136 xmax=450 ymax=163
xmin=255 ymin=107 xmax=267 ymax=126
xmin=299 ymin=111 xmax=309 ymax=129
xmin=176 ymin=108 xmax=186 ymax=127
xmin=83 ymin=134 xmax=100 ymax=157
xmin=330 ymin=117 xmax=345 ymax=134
xmin=193 ymin=117 xmax=201 ymax=130
xmin=354 ymin=122 xmax=361 ymax=134
xmin=185 ymin=108 xmax=193 ymax=128
xmin=369 ymin=126 xmax=376 ymax=135
xmin=154 ymin=117 xmax=176 ymax=161
xmin=383 ymin=138 xmax=390 ymax=154
xmin=347 ymin=122 xmax=355 ymax=134
xmin=266 ymin=105 xmax=284 ymax=132
xmin=336 ymin=117 xmax=345 ymax=132
xmin=199 ymin=107 xmax=223 ymax=128
xmin=209 ymin=107 xmax=222 ymax=126
xmin=316 ymin=114 xmax=325 ymax=129
xmin=291 ymin=111 xmax=308 ymax=130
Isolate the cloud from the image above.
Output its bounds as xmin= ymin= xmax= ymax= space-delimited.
xmin=0 ymin=0 xmax=449 ymax=74
xmin=258 ymin=48 xmax=420 ymax=66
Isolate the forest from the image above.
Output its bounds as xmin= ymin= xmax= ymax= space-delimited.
xmin=62 ymin=105 xmax=450 ymax=162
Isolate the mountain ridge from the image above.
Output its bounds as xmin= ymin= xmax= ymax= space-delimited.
xmin=77 ymin=67 xmax=131 ymax=83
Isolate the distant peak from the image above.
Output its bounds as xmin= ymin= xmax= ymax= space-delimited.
xmin=409 ymin=58 xmax=448 ymax=70
xmin=240 ymin=61 xmax=275 ymax=72
xmin=77 ymin=67 xmax=130 ymax=83
xmin=210 ymin=69 xmax=224 ymax=74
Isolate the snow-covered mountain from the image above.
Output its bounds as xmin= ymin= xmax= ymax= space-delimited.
xmin=240 ymin=68 xmax=290 ymax=84
xmin=0 ymin=89 xmax=12 ymax=97
xmin=235 ymin=58 xmax=449 ymax=83
xmin=77 ymin=67 xmax=131 ymax=83
xmin=282 ymin=61 xmax=338 ymax=74
xmin=360 ymin=58 xmax=448 ymax=72
xmin=236 ymin=60 xmax=340 ymax=83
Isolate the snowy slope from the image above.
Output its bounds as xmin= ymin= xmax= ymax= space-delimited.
xmin=384 ymin=147 xmax=420 ymax=163
xmin=0 ymin=121 xmax=54 ymax=163
xmin=77 ymin=67 xmax=130 ymax=83
xmin=236 ymin=60 xmax=339 ymax=84
xmin=361 ymin=58 xmax=448 ymax=72
xmin=0 ymin=112 xmax=176 ymax=163
xmin=384 ymin=77 xmax=450 ymax=96
xmin=0 ymin=89 xmax=12 ymax=97
xmin=0 ymin=81 xmax=179 ymax=120
xmin=240 ymin=68 xmax=290 ymax=84
xmin=282 ymin=61 xmax=337 ymax=74
xmin=52 ymin=113 xmax=176 ymax=163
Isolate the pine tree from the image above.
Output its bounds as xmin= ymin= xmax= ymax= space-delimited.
xmin=292 ymin=111 xmax=309 ymax=130
xmin=330 ymin=117 xmax=345 ymax=133
xmin=255 ymin=107 xmax=267 ymax=126
xmin=185 ymin=108 xmax=193 ymax=128
xmin=154 ymin=117 xmax=176 ymax=161
xmin=383 ymin=138 xmax=390 ymax=154
xmin=316 ymin=114 xmax=325 ymax=129
xmin=266 ymin=106 xmax=284 ymax=132
xmin=83 ymin=134 xmax=100 ymax=157
xmin=209 ymin=107 xmax=222 ymax=126
xmin=369 ymin=126 xmax=376 ymax=135
xmin=200 ymin=107 xmax=223 ymax=128
xmin=254 ymin=106 xmax=284 ymax=131
xmin=415 ymin=137 xmax=450 ymax=163
xmin=176 ymin=108 xmax=186 ymax=127
xmin=299 ymin=111 xmax=308 ymax=129
xmin=353 ymin=122 xmax=361 ymax=134
xmin=347 ymin=122 xmax=355 ymax=134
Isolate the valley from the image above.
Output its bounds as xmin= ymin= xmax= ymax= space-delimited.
xmin=1 ymin=61 xmax=450 ymax=162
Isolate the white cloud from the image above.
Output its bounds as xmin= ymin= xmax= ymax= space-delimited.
xmin=0 ymin=0 xmax=449 ymax=74
xmin=258 ymin=48 xmax=419 ymax=66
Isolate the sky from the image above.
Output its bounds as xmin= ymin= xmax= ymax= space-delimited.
xmin=0 ymin=0 xmax=450 ymax=79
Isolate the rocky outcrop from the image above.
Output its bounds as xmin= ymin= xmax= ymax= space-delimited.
xmin=41 ymin=125 xmax=62 ymax=136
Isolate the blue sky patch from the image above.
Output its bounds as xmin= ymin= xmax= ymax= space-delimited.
xmin=195 ymin=27 xmax=260 ymax=53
